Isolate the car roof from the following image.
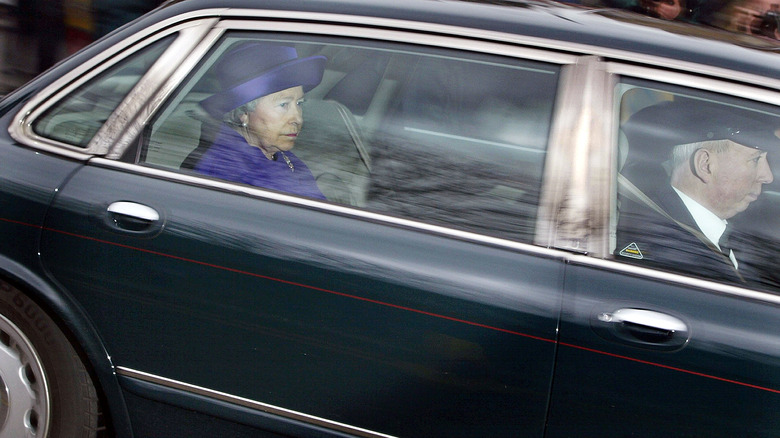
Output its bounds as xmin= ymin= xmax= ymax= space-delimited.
xmin=135 ymin=0 xmax=780 ymax=81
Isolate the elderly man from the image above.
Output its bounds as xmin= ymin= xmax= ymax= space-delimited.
xmin=615 ymin=99 xmax=778 ymax=284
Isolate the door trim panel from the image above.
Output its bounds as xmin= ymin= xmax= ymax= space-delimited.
xmin=117 ymin=367 xmax=399 ymax=438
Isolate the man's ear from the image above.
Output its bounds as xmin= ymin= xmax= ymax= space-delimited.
xmin=691 ymin=148 xmax=712 ymax=183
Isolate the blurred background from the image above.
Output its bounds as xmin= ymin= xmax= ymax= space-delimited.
xmin=1 ymin=0 xmax=779 ymax=95
xmin=0 ymin=0 xmax=163 ymax=94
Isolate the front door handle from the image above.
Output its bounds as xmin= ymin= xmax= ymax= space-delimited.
xmin=106 ymin=201 xmax=160 ymax=232
xmin=593 ymin=308 xmax=689 ymax=350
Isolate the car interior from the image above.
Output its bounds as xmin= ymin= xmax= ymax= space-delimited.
xmin=137 ymin=35 xmax=559 ymax=242
xmin=31 ymin=36 xmax=174 ymax=148
xmin=614 ymin=83 xmax=780 ymax=289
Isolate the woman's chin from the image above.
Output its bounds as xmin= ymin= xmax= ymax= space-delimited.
xmin=275 ymin=141 xmax=296 ymax=152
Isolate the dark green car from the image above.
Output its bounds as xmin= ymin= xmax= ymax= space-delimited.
xmin=0 ymin=0 xmax=778 ymax=437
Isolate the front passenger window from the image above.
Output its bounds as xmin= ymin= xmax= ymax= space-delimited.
xmin=614 ymin=80 xmax=780 ymax=292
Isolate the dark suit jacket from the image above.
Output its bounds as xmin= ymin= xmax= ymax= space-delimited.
xmin=615 ymin=186 xmax=747 ymax=285
xmin=730 ymin=197 xmax=780 ymax=291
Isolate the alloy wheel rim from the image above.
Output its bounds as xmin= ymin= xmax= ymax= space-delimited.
xmin=0 ymin=314 xmax=50 ymax=438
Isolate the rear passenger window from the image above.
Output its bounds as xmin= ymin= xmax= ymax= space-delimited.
xmin=141 ymin=34 xmax=560 ymax=243
xmin=33 ymin=36 xmax=173 ymax=148
xmin=613 ymin=79 xmax=780 ymax=292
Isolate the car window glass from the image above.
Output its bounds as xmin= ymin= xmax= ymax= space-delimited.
xmin=613 ymin=79 xmax=780 ymax=292
xmin=141 ymin=34 xmax=560 ymax=243
xmin=32 ymin=36 xmax=173 ymax=148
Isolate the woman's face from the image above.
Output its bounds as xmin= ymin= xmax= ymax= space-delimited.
xmin=241 ymin=86 xmax=305 ymax=157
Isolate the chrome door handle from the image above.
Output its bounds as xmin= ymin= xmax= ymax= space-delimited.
xmin=598 ymin=309 xmax=687 ymax=333
xmin=106 ymin=202 xmax=160 ymax=232
xmin=594 ymin=308 xmax=689 ymax=349
xmin=108 ymin=202 xmax=160 ymax=221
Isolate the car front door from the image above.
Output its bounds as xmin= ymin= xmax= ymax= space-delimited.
xmin=546 ymin=71 xmax=780 ymax=437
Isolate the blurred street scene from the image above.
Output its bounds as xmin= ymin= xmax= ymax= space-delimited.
xmin=580 ymin=0 xmax=780 ymax=35
xmin=0 ymin=0 xmax=161 ymax=94
xmin=1 ymin=0 xmax=779 ymax=95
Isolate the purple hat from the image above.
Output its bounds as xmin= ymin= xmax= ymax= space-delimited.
xmin=200 ymin=42 xmax=326 ymax=118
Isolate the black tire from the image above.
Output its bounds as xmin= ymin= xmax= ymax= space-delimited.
xmin=0 ymin=279 xmax=100 ymax=438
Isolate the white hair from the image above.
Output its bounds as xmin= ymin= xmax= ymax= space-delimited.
xmin=670 ymin=139 xmax=734 ymax=171
xmin=224 ymin=98 xmax=260 ymax=126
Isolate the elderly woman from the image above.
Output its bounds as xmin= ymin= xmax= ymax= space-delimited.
xmin=195 ymin=42 xmax=327 ymax=199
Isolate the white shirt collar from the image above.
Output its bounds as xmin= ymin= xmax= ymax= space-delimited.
xmin=672 ymin=186 xmax=726 ymax=248
xmin=672 ymin=186 xmax=738 ymax=268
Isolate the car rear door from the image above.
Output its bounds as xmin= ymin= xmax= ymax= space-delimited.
xmin=33 ymin=18 xmax=578 ymax=438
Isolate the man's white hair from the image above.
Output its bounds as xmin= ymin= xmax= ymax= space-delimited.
xmin=670 ymin=139 xmax=734 ymax=171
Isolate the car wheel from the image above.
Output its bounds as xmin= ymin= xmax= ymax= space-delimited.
xmin=0 ymin=279 xmax=101 ymax=438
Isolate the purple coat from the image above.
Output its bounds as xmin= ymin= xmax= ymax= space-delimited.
xmin=195 ymin=125 xmax=325 ymax=200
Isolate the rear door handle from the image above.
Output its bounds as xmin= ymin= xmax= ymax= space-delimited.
xmin=593 ymin=308 xmax=689 ymax=350
xmin=106 ymin=202 xmax=160 ymax=232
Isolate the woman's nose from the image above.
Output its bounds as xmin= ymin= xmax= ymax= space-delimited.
xmin=290 ymin=106 xmax=303 ymax=125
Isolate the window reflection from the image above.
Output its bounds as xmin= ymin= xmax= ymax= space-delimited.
xmin=614 ymin=82 xmax=780 ymax=292
xmin=34 ymin=36 xmax=173 ymax=147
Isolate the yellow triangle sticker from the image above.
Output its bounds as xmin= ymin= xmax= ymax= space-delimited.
xmin=619 ymin=242 xmax=644 ymax=259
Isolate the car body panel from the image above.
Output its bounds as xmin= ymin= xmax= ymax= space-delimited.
xmin=0 ymin=138 xmax=136 ymax=437
xmin=39 ymin=163 xmax=564 ymax=437
xmin=549 ymin=262 xmax=780 ymax=437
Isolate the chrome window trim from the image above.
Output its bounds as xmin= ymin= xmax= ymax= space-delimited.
xmin=568 ymin=253 xmax=780 ymax=306
xmin=88 ymin=157 xmax=567 ymax=261
xmin=8 ymin=18 xmax=218 ymax=158
xmin=606 ymin=62 xmax=780 ymax=105
xmin=213 ymin=19 xmax=579 ymax=65
xmin=115 ymin=367 xmax=399 ymax=438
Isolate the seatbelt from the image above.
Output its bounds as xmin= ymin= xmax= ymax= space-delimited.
xmin=333 ymin=101 xmax=372 ymax=172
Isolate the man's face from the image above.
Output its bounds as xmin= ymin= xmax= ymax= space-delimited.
xmin=243 ymin=86 xmax=305 ymax=156
xmin=708 ymin=142 xmax=774 ymax=218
